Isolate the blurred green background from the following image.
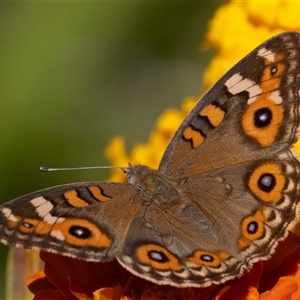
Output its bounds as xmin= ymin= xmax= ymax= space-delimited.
xmin=0 ymin=2 xmax=223 ymax=298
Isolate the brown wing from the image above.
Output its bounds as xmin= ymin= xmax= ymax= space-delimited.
xmin=0 ymin=181 xmax=145 ymax=261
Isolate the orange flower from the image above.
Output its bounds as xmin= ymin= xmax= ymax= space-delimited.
xmin=26 ymin=233 xmax=300 ymax=299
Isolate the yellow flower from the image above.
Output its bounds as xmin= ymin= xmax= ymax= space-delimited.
xmin=105 ymin=97 xmax=197 ymax=182
xmin=203 ymin=0 xmax=300 ymax=156
xmin=203 ymin=3 xmax=281 ymax=91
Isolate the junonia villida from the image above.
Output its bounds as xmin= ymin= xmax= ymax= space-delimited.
xmin=1 ymin=31 xmax=300 ymax=288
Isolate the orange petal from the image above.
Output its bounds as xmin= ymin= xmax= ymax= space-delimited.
xmin=93 ymin=285 xmax=123 ymax=300
xmin=260 ymin=234 xmax=300 ymax=293
xmin=40 ymin=251 xmax=122 ymax=293
xmin=26 ymin=270 xmax=46 ymax=286
xmin=33 ymin=289 xmax=70 ymax=300
xmin=27 ymin=270 xmax=57 ymax=295
xmin=213 ymin=262 xmax=262 ymax=300
xmin=69 ymin=277 xmax=93 ymax=299
xmin=259 ymin=277 xmax=299 ymax=300
xmin=262 ymin=232 xmax=300 ymax=274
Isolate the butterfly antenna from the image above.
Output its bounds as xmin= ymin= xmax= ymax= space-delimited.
xmin=40 ymin=165 xmax=127 ymax=172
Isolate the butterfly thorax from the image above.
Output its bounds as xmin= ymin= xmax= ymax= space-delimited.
xmin=124 ymin=165 xmax=179 ymax=204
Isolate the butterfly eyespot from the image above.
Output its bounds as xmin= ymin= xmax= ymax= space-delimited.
xmin=135 ymin=244 xmax=181 ymax=271
xmin=200 ymin=254 xmax=214 ymax=262
xmin=239 ymin=209 xmax=266 ymax=249
xmin=258 ymin=173 xmax=276 ymax=192
xmin=271 ymin=65 xmax=277 ymax=76
xmin=247 ymin=221 xmax=258 ymax=234
xmin=69 ymin=225 xmax=91 ymax=239
xmin=148 ymin=250 xmax=169 ymax=263
xmin=188 ymin=250 xmax=230 ymax=268
xmin=59 ymin=219 xmax=112 ymax=248
xmin=22 ymin=221 xmax=34 ymax=229
xmin=248 ymin=163 xmax=285 ymax=203
xmin=254 ymin=107 xmax=272 ymax=128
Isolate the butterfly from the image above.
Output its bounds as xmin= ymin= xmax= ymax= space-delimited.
xmin=1 ymin=31 xmax=300 ymax=288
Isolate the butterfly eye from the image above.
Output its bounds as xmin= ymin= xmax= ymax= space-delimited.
xmin=254 ymin=107 xmax=272 ymax=128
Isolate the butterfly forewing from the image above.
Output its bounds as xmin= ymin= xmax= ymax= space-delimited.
xmin=0 ymin=182 xmax=143 ymax=261
xmin=159 ymin=31 xmax=300 ymax=178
